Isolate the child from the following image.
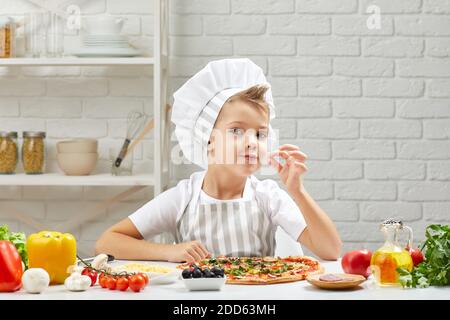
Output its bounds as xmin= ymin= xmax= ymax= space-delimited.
xmin=96 ymin=59 xmax=342 ymax=262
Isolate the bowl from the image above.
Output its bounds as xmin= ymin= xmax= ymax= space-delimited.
xmin=57 ymin=152 xmax=98 ymax=176
xmin=57 ymin=139 xmax=98 ymax=154
xmin=149 ymin=269 xmax=182 ymax=285
xmin=83 ymin=16 xmax=125 ymax=35
xmin=182 ymin=276 xmax=227 ymax=291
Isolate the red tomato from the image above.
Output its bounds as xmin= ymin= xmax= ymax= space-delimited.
xmin=106 ymin=276 xmax=117 ymax=290
xmin=407 ymin=247 xmax=424 ymax=266
xmin=0 ymin=241 xmax=23 ymax=292
xmin=341 ymin=249 xmax=372 ymax=278
xmin=82 ymin=268 xmax=98 ymax=286
xmin=99 ymin=273 xmax=108 ymax=288
xmin=116 ymin=277 xmax=129 ymax=291
xmin=138 ymin=273 xmax=149 ymax=286
xmin=129 ymin=274 xmax=146 ymax=292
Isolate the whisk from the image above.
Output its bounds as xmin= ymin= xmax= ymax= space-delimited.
xmin=113 ymin=110 xmax=147 ymax=169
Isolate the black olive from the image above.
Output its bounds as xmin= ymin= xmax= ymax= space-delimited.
xmin=192 ymin=268 xmax=203 ymax=278
xmin=182 ymin=269 xmax=192 ymax=279
xmin=203 ymin=268 xmax=213 ymax=278
xmin=211 ymin=266 xmax=222 ymax=275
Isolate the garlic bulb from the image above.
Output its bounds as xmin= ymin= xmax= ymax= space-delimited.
xmin=22 ymin=268 xmax=50 ymax=294
xmin=64 ymin=273 xmax=91 ymax=292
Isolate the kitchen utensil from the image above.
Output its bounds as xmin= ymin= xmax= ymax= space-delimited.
xmin=110 ymin=146 xmax=133 ymax=176
xmin=306 ymin=273 xmax=366 ymax=290
xmin=77 ymin=254 xmax=115 ymax=265
xmin=57 ymin=139 xmax=98 ymax=153
xmin=370 ymin=219 xmax=414 ymax=287
xmin=124 ymin=104 xmax=172 ymax=159
xmin=57 ymin=152 xmax=98 ymax=176
xmin=113 ymin=110 xmax=147 ymax=169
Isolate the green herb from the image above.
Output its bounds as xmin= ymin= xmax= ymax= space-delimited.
xmin=232 ymin=259 xmax=240 ymax=265
xmin=0 ymin=224 xmax=28 ymax=269
xmin=397 ymin=224 xmax=450 ymax=288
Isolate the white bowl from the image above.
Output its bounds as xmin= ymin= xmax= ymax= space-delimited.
xmin=83 ymin=16 xmax=125 ymax=35
xmin=57 ymin=139 xmax=98 ymax=153
xmin=182 ymin=276 xmax=227 ymax=291
xmin=148 ymin=270 xmax=182 ymax=285
xmin=57 ymin=152 xmax=98 ymax=176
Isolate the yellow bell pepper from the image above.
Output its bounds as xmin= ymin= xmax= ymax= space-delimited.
xmin=27 ymin=231 xmax=77 ymax=285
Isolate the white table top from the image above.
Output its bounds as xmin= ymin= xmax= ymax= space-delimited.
xmin=1 ymin=259 xmax=448 ymax=300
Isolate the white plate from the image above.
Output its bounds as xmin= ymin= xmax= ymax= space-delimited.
xmin=84 ymin=35 xmax=127 ymax=40
xmin=182 ymin=276 xmax=227 ymax=291
xmin=70 ymin=47 xmax=141 ymax=57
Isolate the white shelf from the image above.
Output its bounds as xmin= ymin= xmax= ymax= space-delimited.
xmin=0 ymin=57 xmax=155 ymax=66
xmin=0 ymin=173 xmax=159 ymax=186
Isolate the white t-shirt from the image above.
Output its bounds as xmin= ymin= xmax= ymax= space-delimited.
xmin=129 ymin=170 xmax=307 ymax=245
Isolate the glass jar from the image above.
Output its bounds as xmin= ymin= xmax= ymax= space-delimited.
xmin=0 ymin=17 xmax=15 ymax=58
xmin=370 ymin=219 xmax=414 ymax=286
xmin=22 ymin=131 xmax=46 ymax=174
xmin=0 ymin=131 xmax=18 ymax=174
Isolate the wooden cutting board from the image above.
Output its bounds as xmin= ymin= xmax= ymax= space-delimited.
xmin=306 ymin=273 xmax=367 ymax=290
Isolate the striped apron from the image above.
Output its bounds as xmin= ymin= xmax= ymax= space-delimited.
xmin=175 ymin=186 xmax=277 ymax=257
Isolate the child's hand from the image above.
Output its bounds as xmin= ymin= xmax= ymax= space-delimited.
xmin=268 ymin=144 xmax=308 ymax=195
xmin=166 ymin=240 xmax=210 ymax=263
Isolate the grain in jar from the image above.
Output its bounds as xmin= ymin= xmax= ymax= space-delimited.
xmin=22 ymin=131 xmax=46 ymax=174
xmin=0 ymin=131 xmax=18 ymax=174
xmin=0 ymin=17 xmax=15 ymax=58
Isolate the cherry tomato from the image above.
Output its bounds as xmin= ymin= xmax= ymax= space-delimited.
xmin=116 ymin=277 xmax=129 ymax=291
xmin=106 ymin=276 xmax=117 ymax=290
xmin=82 ymin=268 xmax=98 ymax=286
xmin=138 ymin=273 xmax=149 ymax=286
xmin=129 ymin=274 xmax=146 ymax=292
xmin=406 ymin=246 xmax=425 ymax=266
xmin=99 ymin=273 xmax=108 ymax=288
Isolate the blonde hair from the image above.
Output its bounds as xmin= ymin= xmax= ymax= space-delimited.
xmin=227 ymin=84 xmax=270 ymax=115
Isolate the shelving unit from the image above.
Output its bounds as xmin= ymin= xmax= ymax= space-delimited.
xmin=0 ymin=0 xmax=171 ymax=252
xmin=0 ymin=57 xmax=157 ymax=66
xmin=0 ymin=0 xmax=170 ymax=193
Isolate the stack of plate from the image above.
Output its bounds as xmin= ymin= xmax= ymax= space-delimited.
xmin=72 ymin=34 xmax=140 ymax=57
xmin=83 ymin=35 xmax=130 ymax=48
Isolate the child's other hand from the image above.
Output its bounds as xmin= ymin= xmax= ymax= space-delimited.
xmin=268 ymin=144 xmax=308 ymax=195
xmin=166 ymin=240 xmax=210 ymax=263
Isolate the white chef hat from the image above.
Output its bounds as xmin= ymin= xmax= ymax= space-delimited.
xmin=172 ymin=58 xmax=276 ymax=169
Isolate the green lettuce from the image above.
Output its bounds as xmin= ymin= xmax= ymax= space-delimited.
xmin=0 ymin=224 xmax=28 ymax=269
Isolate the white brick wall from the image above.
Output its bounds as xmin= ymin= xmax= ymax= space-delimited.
xmin=1 ymin=0 xmax=449 ymax=256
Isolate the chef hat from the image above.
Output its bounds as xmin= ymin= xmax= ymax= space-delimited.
xmin=172 ymin=58 xmax=276 ymax=169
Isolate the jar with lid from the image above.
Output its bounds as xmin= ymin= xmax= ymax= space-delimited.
xmin=0 ymin=131 xmax=18 ymax=174
xmin=0 ymin=17 xmax=15 ymax=58
xmin=22 ymin=131 xmax=46 ymax=174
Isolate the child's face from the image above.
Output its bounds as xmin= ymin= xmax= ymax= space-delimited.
xmin=208 ymin=98 xmax=269 ymax=176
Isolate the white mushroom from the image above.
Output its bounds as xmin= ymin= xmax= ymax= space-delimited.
xmin=22 ymin=268 xmax=50 ymax=294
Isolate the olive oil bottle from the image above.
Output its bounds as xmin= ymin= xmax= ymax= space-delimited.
xmin=370 ymin=219 xmax=414 ymax=286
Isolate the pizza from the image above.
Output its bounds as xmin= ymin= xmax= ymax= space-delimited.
xmin=177 ymin=256 xmax=324 ymax=285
